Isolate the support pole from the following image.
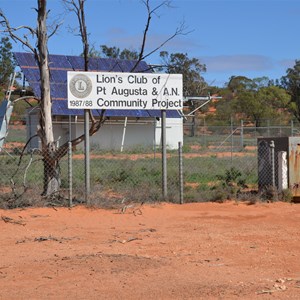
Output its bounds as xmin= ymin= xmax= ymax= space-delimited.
xmin=278 ymin=151 xmax=288 ymax=192
xmin=120 ymin=117 xmax=127 ymax=152
xmin=230 ymin=116 xmax=233 ymax=164
xmin=161 ymin=110 xmax=167 ymax=199
xmin=240 ymin=119 xmax=244 ymax=150
xmin=68 ymin=141 xmax=73 ymax=207
xmin=153 ymin=118 xmax=157 ymax=160
xmin=68 ymin=115 xmax=72 ymax=207
xmin=270 ymin=140 xmax=276 ymax=188
xmin=84 ymin=109 xmax=90 ymax=203
xmin=178 ymin=141 xmax=183 ymax=204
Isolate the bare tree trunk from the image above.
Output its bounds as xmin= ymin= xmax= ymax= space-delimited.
xmin=36 ymin=0 xmax=59 ymax=196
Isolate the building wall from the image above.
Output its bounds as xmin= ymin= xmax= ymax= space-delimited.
xmin=26 ymin=108 xmax=40 ymax=150
xmin=73 ymin=117 xmax=183 ymax=150
xmin=74 ymin=120 xmax=156 ymax=151
xmin=155 ymin=117 xmax=183 ymax=149
xmin=26 ymin=112 xmax=183 ymax=151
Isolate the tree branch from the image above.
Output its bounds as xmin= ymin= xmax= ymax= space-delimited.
xmin=131 ymin=0 xmax=190 ymax=72
xmin=54 ymin=110 xmax=107 ymax=161
xmin=0 ymin=9 xmax=36 ymax=53
xmin=48 ymin=23 xmax=61 ymax=39
xmin=141 ymin=21 xmax=191 ymax=63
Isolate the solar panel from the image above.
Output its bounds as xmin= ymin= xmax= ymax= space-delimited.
xmin=88 ymin=57 xmax=104 ymax=71
xmin=49 ymin=54 xmax=72 ymax=69
xmin=14 ymin=52 xmax=181 ymax=119
xmin=66 ymin=55 xmax=151 ymax=73
xmin=14 ymin=52 xmax=38 ymax=67
xmin=97 ymin=58 xmax=110 ymax=71
xmin=29 ymin=82 xmax=41 ymax=98
xmin=51 ymin=83 xmax=67 ymax=100
xmin=66 ymin=55 xmax=85 ymax=71
xmin=166 ymin=110 xmax=181 ymax=118
xmin=52 ymin=100 xmax=81 ymax=115
xmin=147 ymin=110 xmax=181 ymax=118
xmin=106 ymin=109 xmax=150 ymax=118
xmin=20 ymin=68 xmax=39 ymax=83
xmin=49 ymin=70 xmax=67 ymax=83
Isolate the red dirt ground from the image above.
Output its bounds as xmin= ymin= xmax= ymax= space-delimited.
xmin=1 ymin=202 xmax=300 ymax=299
xmin=73 ymin=151 xmax=255 ymax=161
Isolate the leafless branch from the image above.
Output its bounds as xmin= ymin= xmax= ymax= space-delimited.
xmin=16 ymin=134 xmax=40 ymax=168
xmin=131 ymin=1 xmax=190 ymax=72
xmin=13 ymin=96 xmax=40 ymax=104
xmin=48 ymin=23 xmax=61 ymax=39
xmin=23 ymin=149 xmax=36 ymax=189
xmin=63 ymin=0 xmax=89 ymax=68
xmin=54 ymin=110 xmax=107 ymax=161
xmin=0 ymin=9 xmax=36 ymax=53
xmin=10 ymin=141 xmax=41 ymax=199
xmin=141 ymin=21 xmax=190 ymax=63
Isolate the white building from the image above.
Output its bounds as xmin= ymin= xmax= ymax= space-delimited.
xmin=26 ymin=107 xmax=183 ymax=151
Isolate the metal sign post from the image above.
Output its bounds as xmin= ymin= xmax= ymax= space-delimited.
xmin=84 ymin=109 xmax=90 ymax=203
xmin=161 ymin=109 xmax=167 ymax=199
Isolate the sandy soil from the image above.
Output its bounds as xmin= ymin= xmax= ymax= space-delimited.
xmin=1 ymin=202 xmax=300 ymax=299
xmin=72 ymin=151 xmax=255 ymax=161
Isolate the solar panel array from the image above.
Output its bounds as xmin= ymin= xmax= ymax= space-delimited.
xmin=14 ymin=52 xmax=181 ymax=118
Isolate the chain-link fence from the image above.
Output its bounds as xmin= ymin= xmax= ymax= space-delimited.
xmin=0 ymin=116 xmax=299 ymax=208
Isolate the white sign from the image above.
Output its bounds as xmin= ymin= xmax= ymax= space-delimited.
xmin=67 ymin=71 xmax=183 ymax=110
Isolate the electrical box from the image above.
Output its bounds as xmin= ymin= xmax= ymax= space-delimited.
xmin=257 ymin=136 xmax=300 ymax=200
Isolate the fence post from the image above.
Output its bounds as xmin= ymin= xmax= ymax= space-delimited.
xmin=178 ymin=141 xmax=183 ymax=204
xmin=230 ymin=116 xmax=233 ymax=164
xmin=161 ymin=110 xmax=167 ymax=199
xmin=270 ymin=140 xmax=276 ymax=188
xmin=240 ymin=119 xmax=244 ymax=150
xmin=68 ymin=141 xmax=73 ymax=207
xmin=203 ymin=116 xmax=206 ymax=147
xmin=278 ymin=151 xmax=288 ymax=192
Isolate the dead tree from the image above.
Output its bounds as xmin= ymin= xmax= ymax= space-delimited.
xmin=0 ymin=0 xmax=61 ymax=196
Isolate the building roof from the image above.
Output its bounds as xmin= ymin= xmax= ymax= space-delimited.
xmin=14 ymin=52 xmax=181 ymax=119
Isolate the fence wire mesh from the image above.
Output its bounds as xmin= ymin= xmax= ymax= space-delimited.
xmin=0 ymin=117 xmax=299 ymax=208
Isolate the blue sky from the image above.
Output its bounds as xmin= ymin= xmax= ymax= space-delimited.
xmin=1 ymin=0 xmax=300 ymax=87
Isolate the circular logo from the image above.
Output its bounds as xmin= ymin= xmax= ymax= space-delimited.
xmin=69 ymin=74 xmax=92 ymax=98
